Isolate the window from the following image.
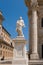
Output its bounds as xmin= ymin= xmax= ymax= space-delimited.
xmin=41 ymin=18 xmax=43 ymax=27
xmin=3 ymin=46 xmax=5 ymax=49
xmin=11 ymin=42 xmax=12 ymax=46
xmin=0 ymin=45 xmax=2 ymax=48
xmin=0 ymin=50 xmax=2 ymax=55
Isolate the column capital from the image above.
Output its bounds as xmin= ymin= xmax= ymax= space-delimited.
xmin=31 ymin=2 xmax=39 ymax=11
xmin=25 ymin=0 xmax=39 ymax=17
xmin=25 ymin=0 xmax=39 ymax=10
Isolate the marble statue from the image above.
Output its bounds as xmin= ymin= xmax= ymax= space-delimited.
xmin=16 ymin=17 xmax=25 ymax=37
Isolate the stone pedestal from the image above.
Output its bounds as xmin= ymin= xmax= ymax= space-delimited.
xmin=13 ymin=36 xmax=26 ymax=58
xmin=12 ymin=36 xmax=28 ymax=65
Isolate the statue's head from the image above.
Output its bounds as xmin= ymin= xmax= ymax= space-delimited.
xmin=19 ymin=16 xmax=22 ymax=20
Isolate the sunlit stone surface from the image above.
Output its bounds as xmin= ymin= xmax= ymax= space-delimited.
xmin=25 ymin=0 xmax=43 ymax=65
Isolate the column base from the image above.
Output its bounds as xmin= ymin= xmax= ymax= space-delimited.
xmin=30 ymin=53 xmax=39 ymax=60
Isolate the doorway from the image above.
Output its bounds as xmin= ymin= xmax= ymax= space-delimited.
xmin=42 ymin=45 xmax=43 ymax=58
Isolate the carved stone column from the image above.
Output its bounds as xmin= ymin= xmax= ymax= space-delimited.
xmin=25 ymin=0 xmax=39 ymax=60
xmin=30 ymin=1 xmax=39 ymax=59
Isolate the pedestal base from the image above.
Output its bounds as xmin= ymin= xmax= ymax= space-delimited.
xmin=30 ymin=53 xmax=39 ymax=60
xmin=12 ymin=58 xmax=28 ymax=65
xmin=13 ymin=36 xmax=28 ymax=65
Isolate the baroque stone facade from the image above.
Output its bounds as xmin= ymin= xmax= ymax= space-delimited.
xmin=0 ymin=11 xmax=14 ymax=60
xmin=25 ymin=0 xmax=43 ymax=65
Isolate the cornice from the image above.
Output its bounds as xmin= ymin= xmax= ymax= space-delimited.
xmin=37 ymin=0 xmax=43 ymax=5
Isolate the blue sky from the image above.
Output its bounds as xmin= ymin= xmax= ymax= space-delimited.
xmin=0 ymin=0 xmax=29 ymax=50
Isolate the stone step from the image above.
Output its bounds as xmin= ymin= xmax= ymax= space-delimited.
xmin=12 ymin=58 xmax=28 ymax=65
xmin=0 ymin=58 xmax=28 ymax=65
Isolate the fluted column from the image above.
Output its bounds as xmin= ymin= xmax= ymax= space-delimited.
xmin=25 ymin=0 xmax=39 ymax=60
xmin=30 ymin=2 xmax=39 ymax=59
xmin=32 ymin=10 xmax=38 ymax=53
